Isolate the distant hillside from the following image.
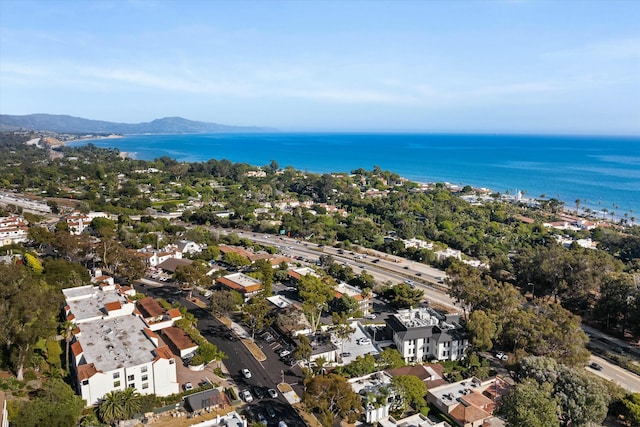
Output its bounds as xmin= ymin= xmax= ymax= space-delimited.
xmin=0 ymin=114 xmax=274 ymax=134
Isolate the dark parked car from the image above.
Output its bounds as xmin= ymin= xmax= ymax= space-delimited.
xmin=253 ymin=386 xmax=266 ymax=399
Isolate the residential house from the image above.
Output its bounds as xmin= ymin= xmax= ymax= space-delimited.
xmin=349 ymin=371 xmax=451 ymax=426
xmin=427 ymin=377 xmax=510 ymax=427
xmin=386 ymin=364 xmax=447 ymax=389
xmin=216 ymin=272 xmax=262 ymax=298
xmin=287 ymin=266 xmax=319 ymax=284
xmin=175 ymin=240 xmax=205 ymax=254
xmin=386 ymin=308 xmax=469 ymax=363
xmin=334 ymin=282 xmax=372 ymax=314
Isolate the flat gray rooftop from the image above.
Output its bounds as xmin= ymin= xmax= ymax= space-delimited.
xmin=79 ymin=315 xmax=157 ymax=372
xmin=65 ymin=286 xmax=127 ymax=323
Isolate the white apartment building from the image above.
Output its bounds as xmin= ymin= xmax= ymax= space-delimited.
xmin=386 ymin=308 xmax=469 ymax=363
xmin=0 ymin=215 xmax=28 ymax=246
xmin=63 ymin=285 xmax=179 ymax=405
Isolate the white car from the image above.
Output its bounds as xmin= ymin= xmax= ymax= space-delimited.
xmin=241 ymin=389 xmax=253 ymax=402
xmin=268 ymin=388 xmax=278 ymax=398
xmin=183 ymin=382 xmax=194 ymax=391
xmin=279 ymin=349 xmax=291 ymax=358
xmin=242 ymin=368 xmax=252 ymax=378
xmin=358 ymin=338 xmax=372 ymax=345
xmin=496 ymin=352 xmax=508 ymax=361
xmin=365 ymin=313 xmax=377 ymax=320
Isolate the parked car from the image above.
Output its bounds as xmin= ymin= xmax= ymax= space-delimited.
xmin=279 ymin=349 xmax=291 ymax=357
xmin=358 ymin=338 xmax=372 ymax=345
xmin=183 ymin=382 xmax=194 ymax=391
xmin=268 ymin=388 xmax=278 ymax=398
xmin=278 ymin=422 xmax=288 ymax=427
xmin=266 ymin=404 xmax=276 ymax=418
xmin=496 ymin=351 xmax=508 ymax=361
xmin=365 ymin=313 xmax=377 ymax=320
xmin=341 ymin=352 xmax=352 ymax=357
xmin=242 ymin=368 xmax=252 ymax=379
xmin=257 ymin=413 xmax=267 ymax=425
xmin=253 ymin=386 xmax=266 ymax=399
xmin=241 ymin=389 xmax=253 ymax=403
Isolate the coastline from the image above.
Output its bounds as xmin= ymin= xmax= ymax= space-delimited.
xmin=50 ymin=132 xmax=640 ymax=217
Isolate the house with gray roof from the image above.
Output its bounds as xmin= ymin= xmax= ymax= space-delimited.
xmin=386 ymin=307 xmax=468 ymax=363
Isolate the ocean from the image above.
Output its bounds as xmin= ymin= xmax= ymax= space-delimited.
xmin=68 ymin=133 xmax=640 ymax=217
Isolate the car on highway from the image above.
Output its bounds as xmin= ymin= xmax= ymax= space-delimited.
xmin=589 ymin=362 xmax=603 ymax=371
xmin=242 ymin=368 xmax=252 ymax=379
xmin=241 ymin=389 xmax=253 ymax=403
xmin=268 ymin=388 xmax=278 ymax=398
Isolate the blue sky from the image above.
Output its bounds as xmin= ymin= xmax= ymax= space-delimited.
xmin=1 ymin=0 xmax=639 ymax=134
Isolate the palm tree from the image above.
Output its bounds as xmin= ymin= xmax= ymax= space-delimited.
xmin=575 ymin=198 xmax=581 ymax=214
xmin=60 ymin=320 xmax=75 ymax=373
xmin=99 ymin=388 xmax=142 ymax=425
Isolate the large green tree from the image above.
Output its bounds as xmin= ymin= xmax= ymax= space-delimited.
xmin=390 ymin=374 xmax=427 ymax=412
xmin=9 ymin=378 xmax=85 ymax=427
xmin=303 ymin=373 xmax=362 ymax=427
xmin=0 ymin=263 xmax=58 ymax=380
xmin=499 ymin=379 xmax=560 ymax=427
xmin=298 ymin=274 xmax=335 ymax=333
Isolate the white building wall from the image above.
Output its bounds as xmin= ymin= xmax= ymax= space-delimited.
xmin=153 ymin=358 xmax=179 ymax=396
xmin=80 ymin=371 xmax=114 ymax=406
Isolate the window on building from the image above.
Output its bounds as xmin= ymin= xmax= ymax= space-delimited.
xmin=113 ymin=372 xmax=120 ymax=379
xmin=142 ymin=383 xmax=149 ymax=389
xmin=113 ymin=381 xmax=120 ymax=387
xmin=127 ymin=374 xmax=134 ymax=381
xmin=142 ymin=375 xmax=148 ymax=381
xmin=169 ymin=359 xmax=175 ymax=364
xmin=82 ymin=380 xmax=89 ymax=386
xmin=141 ymin=366 xmax=148 ymax=373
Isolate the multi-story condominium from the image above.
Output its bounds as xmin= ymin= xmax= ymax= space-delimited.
xmin=386 ymin=307 xmax=469 ymax=363
xmin=63 ymin=284 xmax=180 ymax=405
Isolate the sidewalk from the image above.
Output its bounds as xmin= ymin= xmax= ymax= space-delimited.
xmin=217 ymin=315 xmax=267 ymax=362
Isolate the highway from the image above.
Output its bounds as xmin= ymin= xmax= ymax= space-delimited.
xmin=214 ymin=228 xmax=460 ymax=312
xmin=587 ymin=355 xmax=640 ymax=393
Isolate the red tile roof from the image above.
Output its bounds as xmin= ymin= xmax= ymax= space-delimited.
xmin=104 ymin=301 xmax=122 ymax=312
xmin=77 ymin=363 xmax=100 ymax=381
xmin=137 ymin=297 xmax=164 ymax=318
xmin=162 ymin=327 xmax=197 ymax=351
xmin=71 ymin=341 xmax=83 ymax=356
xmin=154 ymin=346 xmax=174 ymax=360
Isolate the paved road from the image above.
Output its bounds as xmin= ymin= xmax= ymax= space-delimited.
xmin=135 ymin=281 xmax=307 ymax=426
xmin=217 ymin=228 xmax=459 ymax=312
xmin=587 ymin=355 xmax=640 ymax=393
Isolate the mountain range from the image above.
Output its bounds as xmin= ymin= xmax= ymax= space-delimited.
xmin=0 ymin=114 xmax=274 ymax=134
